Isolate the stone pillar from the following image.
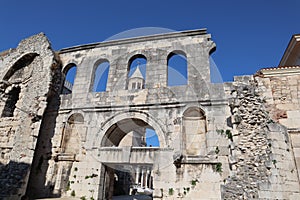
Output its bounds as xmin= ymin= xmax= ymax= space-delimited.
xmin=135 ymin=166 xmax=140 ymax=184
xmin=141 ymin=168 xmax=144 ymax=188
xmin=54 ymin=164 xmax=63 ymax=193
xmin=145 ymin=168 xmax=150 ymax=188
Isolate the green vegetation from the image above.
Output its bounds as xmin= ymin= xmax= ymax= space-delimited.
xmin=216 ymin=162 xmax=222 ymax=173
xmin=215 ymin=146 xmax=220 ymax=154
xmin=66 ymin=181 xmax=71 ymax=191
xmin=217 ymin=129 xmax=233 ymax=140
xmin=191 ymin=179 xmax=198 ymax=186
xmin=85 ymin=173 xmax=98 ymax=179
xmin=225 ymin=130 xmax=233 ymax=140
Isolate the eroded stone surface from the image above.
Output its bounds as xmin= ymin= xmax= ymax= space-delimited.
xmin=0 ymin=33 xmax=61 ymax=199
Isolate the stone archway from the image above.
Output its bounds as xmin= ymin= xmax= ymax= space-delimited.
xmin=95 ymin=111 xmax=167 ymax=148
xmin=96 ymin=113 xmax=165 ymax=199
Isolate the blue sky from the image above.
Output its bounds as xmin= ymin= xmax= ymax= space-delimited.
xmin=1 ymin=0 xmax=299 ymax=82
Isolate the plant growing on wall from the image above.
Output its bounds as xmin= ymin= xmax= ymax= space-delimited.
xmin=215 ymin=162 xmax=222 ymax=173
xmin=215 ymin=146 xmax=220 ymax=154
xmin=217 ymin=129 xmax=233 ymax=141
xmin=191 ymin=179 xmax=198 ymax=186
xmin=272 ymin=159 xmax=277 ymax=167
xmin=225 ymin=130 xmax=233 ymax=140
xmin=66 ymin=181 xmax=71 ymax=191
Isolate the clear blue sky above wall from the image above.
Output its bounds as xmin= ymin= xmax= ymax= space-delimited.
xmin=1 ymin=0 xmax=299 ymax=81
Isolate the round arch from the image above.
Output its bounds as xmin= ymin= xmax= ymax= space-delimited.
xmin=167 ymin=49 xmax=190 ymax=60
xmin=3 ymin=53 xmax=38 ymax=81
xmin=183 ymin=106 xmax=205 ymax=118
xmin=167 ymin=50 xmax=187 ymax=60
xmin=127 ymin=54 xmax=147 ymax=69
xmin=62 ymin=62 xmax=78 ymax=75
xmin=67 ymin=112 xmax=84 ymax=124
xmin=94 ymin=111 xmax=167 ymax=148
xmin=181 ymin=105 xmax=207 ymax=118
xmin=125 ymin=51 xmax=150 ymax=66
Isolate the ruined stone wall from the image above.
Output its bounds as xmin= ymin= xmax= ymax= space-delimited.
xmin=0 ymin=33 xmax=61 ymax=199
xmin=256 ymin=69 xmax=300 ymax=198
xmin=222 ymin=75 xmax=300 ymax=199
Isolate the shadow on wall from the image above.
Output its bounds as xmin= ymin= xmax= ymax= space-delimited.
xmin=0 ymin=161 xmax=30 ymax=198
xmin=25 ymin=90 xmax=62 ymax=198
xmin=25 ymin=56 xmax=63 ymax=199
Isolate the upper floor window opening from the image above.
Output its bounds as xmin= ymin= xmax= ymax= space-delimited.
xmin=127 ymin=55 xmax=147 ymax=90
xmin=62 ymin=64 xmax=77 ymax=94
xmin=167 ymin=51 xmax=187 ymax=86
xmin=92 ymin=60 xmax=110 ymax=92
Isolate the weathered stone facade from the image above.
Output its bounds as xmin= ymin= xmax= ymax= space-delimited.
xmin=0 ymin=29 xmax=300 ymax=200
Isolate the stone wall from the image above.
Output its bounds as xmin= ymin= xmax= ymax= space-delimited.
xmin=222 ymin=75 xmax=300 ymax=199
xmin=0 ymin=33 xmax=61 ymax=199
xmin=0 ymin=31 xmax=300 ymax=200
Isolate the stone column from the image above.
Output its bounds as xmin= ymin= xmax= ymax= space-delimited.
xmin=54 ymin=164 xmax=63 ymax=193
xmin=141 ymin=167 xmax=144 ymax=188
xmin=145 ymin=168 xmax=150 ymax=188
xmin=135 ymin=166 xmax=140 ymax=184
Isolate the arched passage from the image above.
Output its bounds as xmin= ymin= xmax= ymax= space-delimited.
xmin=98 ymin=111 xmax=166 ymax=148
xmin=99 ymin=116 xmax=162 ymax=199
xmin=102 ymin=118 xmax=160 ymax=147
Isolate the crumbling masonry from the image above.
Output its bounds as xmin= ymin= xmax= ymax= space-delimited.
xmin=0 ymin=30 xmax=300 ymax=199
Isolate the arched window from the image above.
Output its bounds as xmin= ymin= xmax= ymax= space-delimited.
xmin=127 ymin=55 xmax=146 ymax=90
xmin=167 ymin=51 xmax=187 ymax=86
xmin=92 ymin=60 xmax=110 ymax=92
xmin=62 ymin=64 xmax=77 ymax=94
xmin=183 ymin=107 xmax=206 ymax=155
